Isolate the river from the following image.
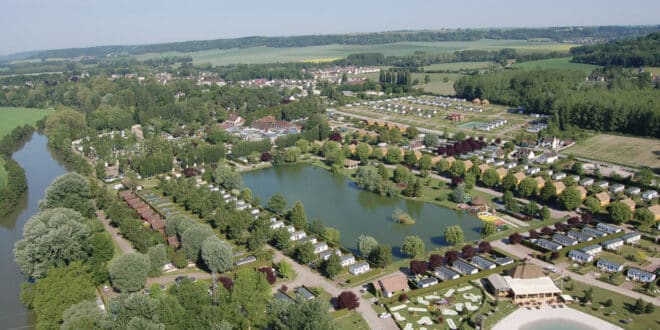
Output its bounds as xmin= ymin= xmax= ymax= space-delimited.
xmin=0 ymin=133 xmax=69 ymax=330
xmin=243 ymin=164 xmax=482 ymax=258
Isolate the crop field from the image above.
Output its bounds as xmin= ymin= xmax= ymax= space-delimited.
xmin=561 ymin=134 xmax=660 ymax=169
xmin=135 ymin=39 xmax=576 ymax=66
xmin=512 ymin=57 xmax=599 ymax=74
xmin=422 ymin=61 xmax=497 ymax=71
xmin=0 ymin=107 xmax=54 ymax=138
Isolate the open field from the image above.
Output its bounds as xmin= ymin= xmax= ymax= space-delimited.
xmin=0 ymin=107 xmax=54 ymax=138
xmin=412 ymin=72 xmax=463 ymax=95
xmin=423 ymin=61 xmax=497 ymax=71
xmin=331 ymin=310 xmax=369 ymax=329
xmin=561 ymin=134 xmax=660 ymax=169
xmin=512 ymin=57 xmax=600 ymax=74
xmin=645 ymin=67 xmax=660 ymax=76
xmin=135 ymin=39 xmax=576 ymax=66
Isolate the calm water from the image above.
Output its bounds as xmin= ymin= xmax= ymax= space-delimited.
xmin=0 ymin=133 xmax=69 ymax=330
xmin=520 ymin=319 xmax=598 ymax=330
xmin=243 ymin=164 xmax=482 ymax=257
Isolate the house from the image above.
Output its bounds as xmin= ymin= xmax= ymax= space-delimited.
xmin=596 ymin=258 xmax=623 ymax=273
xmin=487 ymin=274 xmax=511 ymax=297
xmin=538 ymin=136 xmax=560 ymax=149
xmin=567 ymin=230 xmax=593 ymax=243
xmin=373 ymin=273 xmax=409 ymax=297
xmin=446 ymin=113 xmax=465 ymax=121
xmin=270 ymin=220 xmax=285 ymax=230
xmin=596 ymin=223 xmax=621 ymax=234
xmin=494 ymin=257 xmax=514 ymax=266
xmin=552 ymin=234 xmax=578 ymax=247
xmin=496 ymin=167 xmax=508 ymax=180
xmin=313 ymin=242 xmax=329 ymax=254
xmin=620 ymin=198 xmax=636 ymax=212
xmin=527 ymin=167 xmax=541 ymax=175
xmin=595 ymin=181 xmax=609 ymax=190
xmin=551 ymin=172 xmax=566 ymax=181
xmin=504 ymin=162 xmax=517 ymax=170
xmin=626 ymin=268 xmax=656 ymax=283
xmin=295 ymin=287 xmax=316 ymax=300
xmin=349 ymin=262 xmax=370 ymax=275
xmin=344 ymin=159 xmax=360 ymax=169
xmin=579 ymin=178 xmax=594 ymax=187
xmin=514 ymin=172 xmax=526 ymax=184
xmin=649 ymin=205 xmax=660 ymax=221
xmin=453 ymin=260 xmax=479 ymax=275
xmin=534 ymin=176 xmax=545 ymax=190
xmin=625 ymin=187 xmax=641 ymax=196
xmin=609 ymin=184 xmax=625 ymax=194
xmin=340 ymin=255 xmax=356 ymax=267
xmin=594 ymin=191 xmax=610 ymax=207
xmin=536 ymin=238 xmax=562 ymax=251
xmin=434 ymin=266 xmax=460 ymax=280
xmin=415 ymin=277 xmax=439 ymax=289
xmin=166 ymin=236 xmax=180 ymax=248
xmin=319 ymin=249 xmax=341 ymax=261
xmin=576 ymin=186 xmax=588 ymax=200
xmin=470 ymin=256 xmax=496 ymax=270
xmin=568 ymin=250 xmax=593 ymax=263
xmin=535 ymin=151 xmax=559 ymax=164
xmin=600 ymin=238 xmax=624 ymax=250
xmin=579 ymin=244 xmax=602 ymax=256
xmin=582 ymin=227 xmax=607 ymax=238
xmin=235 ymin=256 xmax=257 ymax=266
xmin=642 ymin=190 xmax=658 ymax=201
xmin=621 ymin=232 xmax=641 ymax=244
xmin=289 ymin=230 xmax=307 ymax=241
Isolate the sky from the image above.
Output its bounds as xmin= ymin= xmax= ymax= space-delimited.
xmin=0 ymin=0 xmax=658 ymax=55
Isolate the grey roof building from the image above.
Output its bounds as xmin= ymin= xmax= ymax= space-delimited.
xmin=582 ymin=227 xmax=607 ymax=238
xmin=567 ymin=230 xmax=593 ymax=243
xmin=470 ymin=256 xmax=496 ymax=270
xmin=552 ymin=234 xmax=578 ymax=247
xmin=453 ymin=260 xmax=479 ymax=275
xmin=596 ymin=258 xmax=623 ymax=272
xmin=434 ymin=266 xmax=460 ymax=280
xmin=536 ymin=238 xmax=562 ymax=251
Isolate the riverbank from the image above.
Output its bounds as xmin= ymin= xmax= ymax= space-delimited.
xmin=492 ymin=304 xmax=622 ymax=330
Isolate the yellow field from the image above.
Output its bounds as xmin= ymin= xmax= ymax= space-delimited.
xmin=302 ymin=57 xmax=343 ymax=63
xmin=561 ymin=134 xmax=660 ymax=169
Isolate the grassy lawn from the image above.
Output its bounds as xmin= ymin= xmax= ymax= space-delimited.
xmin=511 ymin=57 xmax=599 ymax=74
xmin=412 ymin=72 xmax=463 ymax=95
xmin=331 ymin=309 xmax=370 ymax=329
xmin=423 ymin=62 xmax=497 ymax=71
xmin=561 ymin=133 xmax=660 ymax=170
xmin=562 ymin=279 xmax=660 ymax=330
xmin=0 ymin=107 xmax=54 ymax=138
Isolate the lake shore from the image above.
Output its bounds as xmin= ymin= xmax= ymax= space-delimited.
xmin=492 ymin=304 xmax=623 ymax=330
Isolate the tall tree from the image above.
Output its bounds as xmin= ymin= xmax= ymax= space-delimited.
xmin=444 ymin=225 xmax=464 ymax=245
xmin=267 ymin=193 xmax=287 ymax=215
xmin=289 ymin=201 xmax=307 ymax=229
xmin=201 ymin=235 xmax=233 ymax=302
xmin=108 ymin=253 xmax=150 ymax=292
xmin=181 ymin=224 xmax=214 ymax=263
xmin=357 ymin=235 xmax=378 ymax=256
xmin=39 ymin=172 xmax=94 ymax=217
xmin=401 ymin=236 xmax=425 ymax=258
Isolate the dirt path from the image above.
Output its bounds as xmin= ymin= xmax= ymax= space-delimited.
xmin=492 ymin=240 xmax=660 ymax=306
xmin=97 ymin=209 xmax=135 ymax=254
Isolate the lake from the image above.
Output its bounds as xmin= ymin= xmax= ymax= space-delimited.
xmin=242 ymin=164 xmax=482 ymax=257
xmin=0 ymin=133 xmax=69 ymax=329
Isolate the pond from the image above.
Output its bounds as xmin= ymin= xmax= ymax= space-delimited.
xmin=242 ymin=164 xmax=482 ymax=258
xmin=0 ymin=133 xmax=70 ymax=329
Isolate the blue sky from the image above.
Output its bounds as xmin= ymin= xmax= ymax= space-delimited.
xmin=0 ymin=0 xmax=658 ymax=54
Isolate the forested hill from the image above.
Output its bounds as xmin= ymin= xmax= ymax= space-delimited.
xmin=11 ymin=25 xmax=659 ymax=60
xmin=570 ymin=32 xmax=660 ymax=67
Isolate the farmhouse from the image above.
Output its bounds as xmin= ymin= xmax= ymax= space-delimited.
xmin=594 ymin=192 xmax=610 ymax=207
xmin=486 ymin=274 xmax=511 ymax=297
xmin=340 ymin=255 xmax=356 ymax=267
xmin=373 ymin=273 xmax=409 ymax=297
xmin=453 ymin=260 xmax=479 ymax=275
xmin=503 ymin=263 xmax=562 ymax=304
xmin=596 ymin=258 xmax=623 ymax=273
xmin=536 ymin=238 xmax=562 ymax=251
xmin=582 ymin=227 xmax=607 ymax=238
xmin=434 ymin=266 xmax=460 ymax=281
xmin=626 ymin=268 xmax=656 ymax=283
xmin=568 ymin=250 xmax=593 ymax=263
xmin=621 ymin=232 xmax=641 ymax=244
xmin=596 ymin=223 xmax=621 ymax=234
xmin=579 ymin=244 xmax=602 ymax=256
xmin=349 ymin=262 xmax=370 ymax=275
xmin=415 ymin=277 xmax=439 ymax=289
xmin=470 ymin=256 xmax=496 ymax=270
xmin=600 ymin=238 xmax=624 ymax=251
xmin=552 ymin=234 xmax=578 ymax=247
xmin=567 ymin=230 xmax=593 ymax=243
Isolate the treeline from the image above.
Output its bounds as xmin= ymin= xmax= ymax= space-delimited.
xmin=0 ymin=124 xmax=34 ymax=216
xmin=454 ymin=69 xmax=660 ymax=137
xmin=231 ymin=139 xmax=272 ymax=158
xmin=218 ymin=63 xmax=313 ymax=81
xmin=16 ymin=26 xmax=658 ymax=60
xmin=571 ymin=32 xmax=660 ymax=67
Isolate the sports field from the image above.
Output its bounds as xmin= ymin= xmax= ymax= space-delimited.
xmin=0 ymin=107 xmax=54 ymax=138
xmin=136 ymin=39 xmax=575 ymax=66
xmin=561 ymin=134 xmax=660 ymax=169
xmin=512 ymin=57 xmax=599 ymax=74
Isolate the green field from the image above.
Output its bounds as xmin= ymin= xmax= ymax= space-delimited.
xmin=0 ymin=107 xmax=54 ymax=138
xmin=512 ymin=57 xmax=599 ymax=74
xmin=412 ymin=72 xmax=463 ymax=95
xmin=423 ymin=61 xmax=497 ymax=71
xmin=136 ymin=39 xmax=576 ymax=66
xmin=561 ymin=133 xmax=660 ymax=169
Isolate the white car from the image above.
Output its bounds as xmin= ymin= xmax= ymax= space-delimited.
xmin=103 ymin=285 xmax=110 ymax=292
xmin=379 ymin=313 xmax=391 ymax=319
xmin=544 ymin=266 xmax=557 ymax=273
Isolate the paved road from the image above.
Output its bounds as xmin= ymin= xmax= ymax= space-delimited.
xmin=97 ymin=210 xmax=135 ymax=254
xmin=270 ymin=247 xmax=399 ymax=330
xmin=491 ymin=240 xmax=660 ymax=306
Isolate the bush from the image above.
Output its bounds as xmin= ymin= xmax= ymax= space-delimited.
xmin=399 ymin=293 xmax=409 ymax=302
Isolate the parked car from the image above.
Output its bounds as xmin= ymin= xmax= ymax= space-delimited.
xmin=544 ymin=265 xmax=557 ymax=273
xmin=379 ymin=313 xmax=392 ymax=319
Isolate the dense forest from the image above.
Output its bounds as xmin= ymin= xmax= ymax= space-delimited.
xmin=571 ymin=32 xmax=660 ymax=66
xmin=6 ymin=26 xmax=657 ymax=60
xmin=454 ymin=69 xmax=659 ymax=137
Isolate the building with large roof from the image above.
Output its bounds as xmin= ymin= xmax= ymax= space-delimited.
xmin=503 ymin=263 xmax=562 ymax=303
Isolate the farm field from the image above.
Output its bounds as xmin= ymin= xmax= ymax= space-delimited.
xmin=561 ymin=134 xmax=660 ymax=169
xmin=512 ymin=57 xmax=599 ymax=74
xmin=0 ymin=107 xmax=54 ymax=138
xmin=135 ymin=39 xmax=576 ymax=66
xmin=423 ymin=61 xmax=497 ymax=71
